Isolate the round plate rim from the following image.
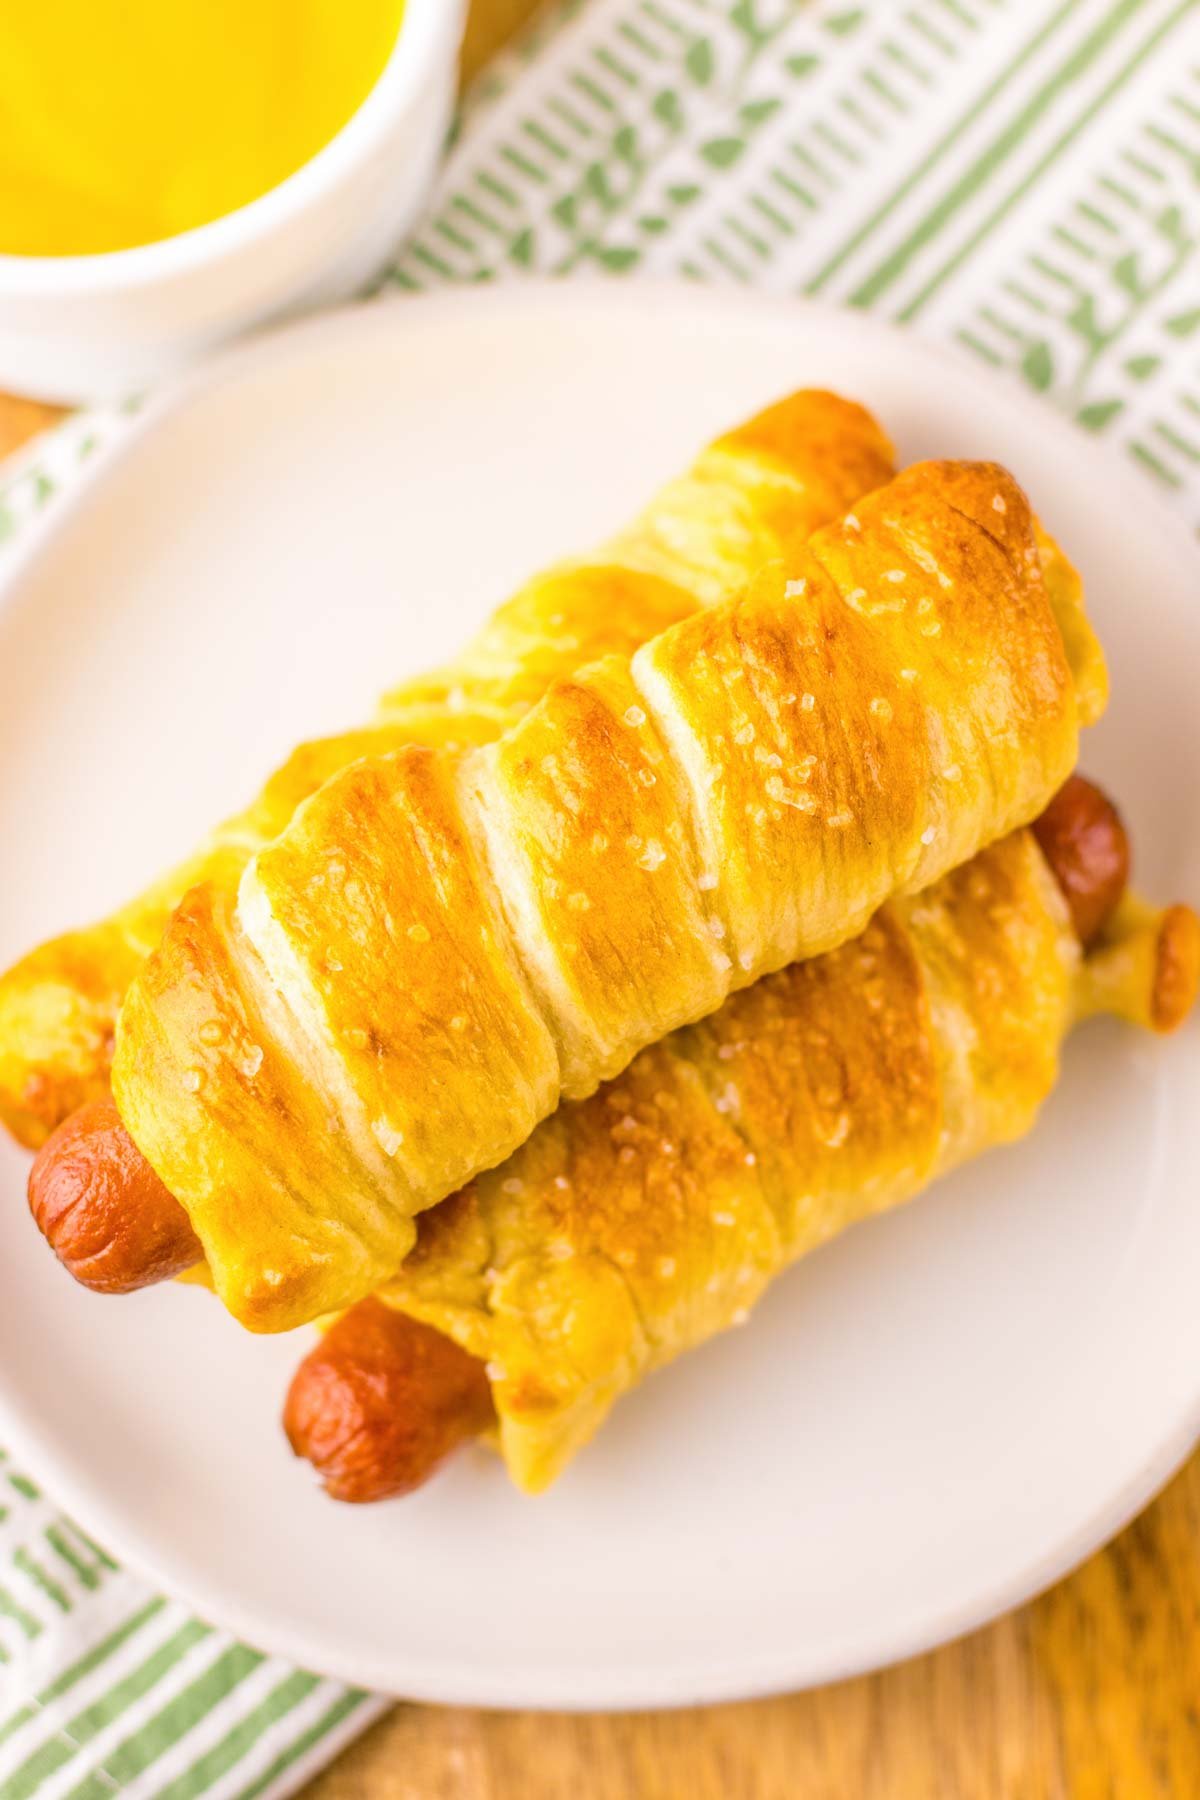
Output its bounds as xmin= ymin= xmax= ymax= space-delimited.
xmin=1 ymin=279 xmax=1198 ymax=1708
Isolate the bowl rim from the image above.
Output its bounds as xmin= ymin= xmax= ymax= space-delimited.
xmin=0 ymin=0 xmax=464 ymax=295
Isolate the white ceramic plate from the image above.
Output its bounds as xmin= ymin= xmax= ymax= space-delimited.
xmin=1 ymin=285 xmax=1198 ymax=1709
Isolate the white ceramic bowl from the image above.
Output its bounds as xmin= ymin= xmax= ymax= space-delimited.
xmin=0 ymin=0 xmax=465 ymax=403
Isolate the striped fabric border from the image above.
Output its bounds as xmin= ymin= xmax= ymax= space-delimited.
xmin=0 ymin=1459 xmax=385 ymax=1795
xmin=2 ymin=1 xmax=1198 ymax=1791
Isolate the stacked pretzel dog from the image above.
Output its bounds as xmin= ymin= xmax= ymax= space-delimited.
xmin=6 ymin=391 xmax=1197 ymax=1500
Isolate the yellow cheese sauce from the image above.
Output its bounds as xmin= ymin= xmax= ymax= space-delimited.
xmin=1 ymin=1 xmax=407 ymax=257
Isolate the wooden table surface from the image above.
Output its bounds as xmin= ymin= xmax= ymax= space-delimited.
xmin=4 ymin=2 xmax=1199 ymax=1793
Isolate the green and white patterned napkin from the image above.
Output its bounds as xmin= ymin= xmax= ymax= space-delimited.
xmin=0 ymin=1453 xmax=384 ymax=1798
xmin=2 ymin=0 xmax=1199 ymax=1791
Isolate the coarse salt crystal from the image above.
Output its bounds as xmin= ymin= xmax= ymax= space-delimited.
xmin=765 ymin=775 xmax=817 ymax=812
xmin=824 ymin=1113 xmax=851 ymax=1149
xmin=372 ymin=1118 xmax=404 ymax=1157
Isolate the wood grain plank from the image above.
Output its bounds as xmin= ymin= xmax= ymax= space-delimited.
xmin=460 ymin=0 xmax=549 ymax=85
xmin=0 ymin=395 xmax=65 ymax=462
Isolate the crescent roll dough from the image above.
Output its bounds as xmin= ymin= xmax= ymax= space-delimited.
xmin=0 ymin=391 xmax=895 ymax=1149
xmin=376 ymin=832 xmax=1198 ymax=1492
xmin=112 ymin=458 xmax=1106 ymax=1332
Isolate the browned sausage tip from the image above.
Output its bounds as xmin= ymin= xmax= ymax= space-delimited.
xmin=284 ymin=1297 xmax=495 ymax=1502
xmin=27 ymin=1097 xmax=201 ymax=1293
xmin=1032 ymin=773 xmax=1130 ymax=946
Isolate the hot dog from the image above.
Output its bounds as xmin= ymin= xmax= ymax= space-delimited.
xmin=283 ymin=1298 xmax=495 ymax=1501
xmin=24 ymin=776 xmax=1137 ymax=1302
xmin=27 ymin=1097 xmax=201 ymax=1293
xmin=1031 ymin=773 xmax=1130 ymax=946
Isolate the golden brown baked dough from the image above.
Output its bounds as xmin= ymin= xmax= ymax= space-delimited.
xmin=377 ymin=832 xmax=1191 ymax=1492
xmin=111 ymin=458 xmax=1105 ymax=1333
xmin=0 ymin=391 xmax=895 ymax=1149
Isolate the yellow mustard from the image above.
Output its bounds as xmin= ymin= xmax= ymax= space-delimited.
xmin=1 ymin=0 xmax=407 ymax=257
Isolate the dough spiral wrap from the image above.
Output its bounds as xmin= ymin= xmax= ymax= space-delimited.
xmin=0 ymin=392 xmax=895 ymax=1148
xmin=373 ymin=829 xmax=1193 ymax=1493
xmin=113 ymin=458 xmax=1105 ymax=1332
